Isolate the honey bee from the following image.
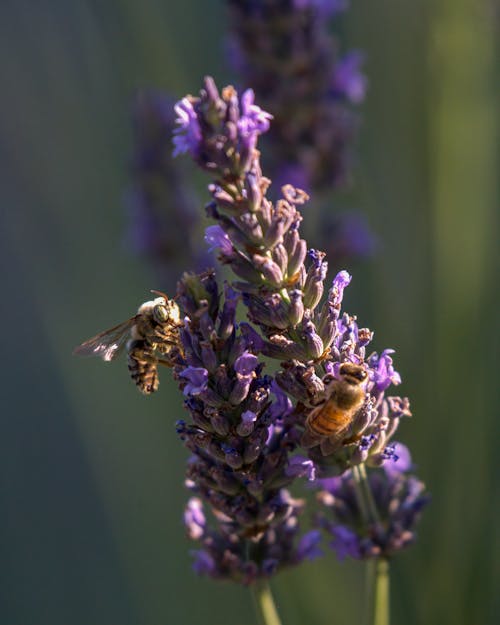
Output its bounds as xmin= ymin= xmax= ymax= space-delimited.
xmin=73 ymin=291 xmax=183 ymax=394
xmin=301 ymin=362 xmax=367 ymax=452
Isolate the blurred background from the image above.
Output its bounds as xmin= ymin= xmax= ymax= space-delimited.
xmin=0 ymin=1 xmax=498 ymax=624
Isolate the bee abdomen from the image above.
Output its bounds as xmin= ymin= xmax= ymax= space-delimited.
xmin=127 ymin=340 xmax=159 ymax=394
xmin=307 ymin=407 xmax=352 ymax=436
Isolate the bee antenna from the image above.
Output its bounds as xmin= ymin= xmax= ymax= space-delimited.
xmin=151 ymin=289 xmax=169 ymax=300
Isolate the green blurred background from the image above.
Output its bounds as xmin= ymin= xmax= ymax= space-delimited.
xmin=0 ymin=1 xmax=498 ymax=624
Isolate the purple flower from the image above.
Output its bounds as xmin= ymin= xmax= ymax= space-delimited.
xmin=234 ymin=351 xmax=259 ymax=376
xmin=368 ymin=349 xmax=402 ymax=393
xmin=286 ymin=456 xmax=316 ymax=481
xmin=330 ymin=526 xmax=361 ymax=561
xmin=331 ymin=270 xmax=352 ymax=305
xmin=236 ymin=410 xmax=258 ymax=437
xmin=333 ymin=52 xmax=367 ymax=104
xmin=179 ymin=367 xmax=209 ymax=396
xmin=174 ymin=272 xmax=316 ymax=583
xmin=173 ymin=97 xmax=202 ymax=157
xmin=316 ymin=465 xmax=429 ymax=560
xmin=238 ymin=88 xmax=273 ymax=137
xmin=205 ymin=225 xmax=234 ymax=255
xmin=296 ymin=530 xmax=323 ymax=561
xmin=192 ymin=550 xmax=216 ymax=576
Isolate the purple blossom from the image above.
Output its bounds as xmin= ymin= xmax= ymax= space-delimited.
xmin=316 ymin=464 xmax=429 ymax=560
xmin=179 ymin=367 xmax=209 ymax=395
xmin=192 ymin=550 xmax=216 ymax=575
xmin=170 ymin=80 xmax=420 ymax=579
xmin=368 ymin=349 xmax=402 ymax=393
xmin=330 ymin=270 xmax=352 ymax=307
xmin=238 ymin=88 xmax=273 ymax=137
xmin=234 ymin=351 xmax=259 ymax=376
xmin=333 ymin=52 xmax=367 ymax=104
xmin=174 ymin=272 xmax=315 ymax=583
xmin=173 ymin=97 xmax=202 ymax=157
xmin=296 ymin=530 xmax=323 ymax=561
xmin=286 ymin=456 xmax=316 ymax=481
xmin=205 ymin=225 xmax=234 ymax=255
xmin=330 ymin=526 xmax=361 ymax=560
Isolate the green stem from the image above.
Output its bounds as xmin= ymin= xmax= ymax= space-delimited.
xmin=251 ymin=581 xmax=284 ymax=625
xmin=372 ymin=559 xmax=390 ymax=625
xmin=358 ymin=463 xmax=381 ymax=524
xmin=353 ymin=465 xmax=389 ymax=625
xmin=352 ymin=464 xmax=370 ymax=523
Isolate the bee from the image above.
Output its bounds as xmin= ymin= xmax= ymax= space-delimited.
xmin=301 ymin=362 xmax=367 ymax=453
xmin=73 ymin=291 xmax=183 ymax=394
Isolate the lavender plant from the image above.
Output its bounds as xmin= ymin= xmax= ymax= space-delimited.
xmin=78 ymin=77 xmax=426 ymax=625
xmin=169 ymin=77 xmax=427 ymax=624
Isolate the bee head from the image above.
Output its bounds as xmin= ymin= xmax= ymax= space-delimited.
xmin=339 ymin=362 xmax=367 ymax=385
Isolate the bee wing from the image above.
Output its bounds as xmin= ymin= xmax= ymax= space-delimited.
xmin=73 ymin=318 xmax=136 ymax=362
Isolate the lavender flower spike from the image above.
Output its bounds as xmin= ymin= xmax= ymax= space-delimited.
xmin=174 ymin=78 xmax=410 ymax=475
xmin=315 ymin=444 xmax=429 ymax=560
xmin=175 ymin=272 xmax=320 ymax=584
xmin=226 ymin=0 xmax=366 ymax=190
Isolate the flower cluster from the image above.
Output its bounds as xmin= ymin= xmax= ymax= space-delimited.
xmin=125 ymin=91 xmax=208 ymax=286
xmin=174 ymin=270 xmax=321 ymax=583
xmin=226 ymin=0 xmax=367 ymax=191
xmin=174 ymin=78 xmax=408 ymax=476
xmin=315 ymin=444 xmax=429 ymax=559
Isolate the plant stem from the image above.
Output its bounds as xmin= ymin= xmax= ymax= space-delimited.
xmin=251 ymin=581 xmax=284 ymax=625
xmin=352 ymin=464 xmax=370 ymax=523
xmin=372 ymin=558 xmax=390 ymax=625
xmin=358 ymin=463 xmax=381 ymax=524
xmin=353 ymin=465 xmax=390 ymax=625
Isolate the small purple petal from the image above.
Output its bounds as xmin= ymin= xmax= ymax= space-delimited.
xmin=237 ymin=410 xmax=258 ymax=437
xmin=234 ymin=351 xmax=258 ymax=376
xmin=180 ymin=366 xmax=209 ymax=396
xmin=316 ymin=476 xmax=342 ymax=494
xmin=330 ymin=270 xmax=352 ymax=307
xmin=173 ymin=98 xmax=202 ymax=157
xmin=330 ymin=526 xmax=361 ymax=561
xmin=191 ymin=549 xmax=216 ymax=575
xmin=239 ymin=89 xmax=273 ymax=136
xmin=269 ymin=381 xmax=293 ymax=420
xmin=370 ymin=349 xmax=401 ymax=392
xmin=286 ymin=456 xmax=316 ymax=481
xmin=205 ymin=225 xmax=234 ymax=255
xmin=297 ymin=530 xmax=323 ymax=561
xmin=333 ymin=52 xmax=367 ymax=104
